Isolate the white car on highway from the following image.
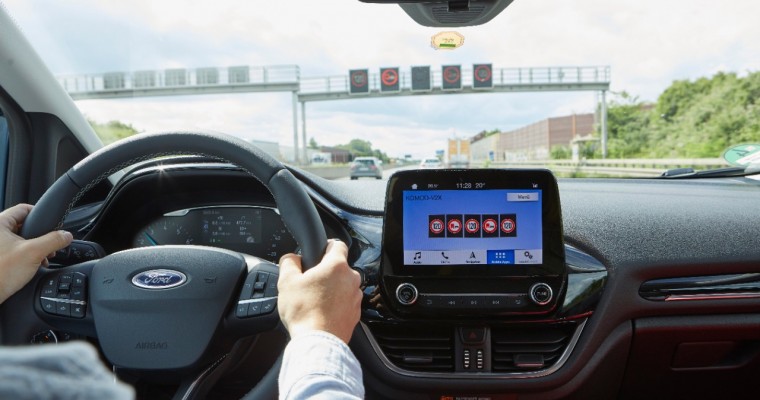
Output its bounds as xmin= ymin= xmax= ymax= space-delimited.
xmin=419 ymin=158 xmax=443 ymax=169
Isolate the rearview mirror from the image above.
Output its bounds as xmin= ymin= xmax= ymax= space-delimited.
xmin=358 ymin=0 xmax=514 ymax=27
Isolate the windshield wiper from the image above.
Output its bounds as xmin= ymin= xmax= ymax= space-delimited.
xmin=660 ymin=165 xmax=760 ymax=179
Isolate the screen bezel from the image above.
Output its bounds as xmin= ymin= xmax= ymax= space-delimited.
xmin=382 ymin=169 xmax=565 ymax=277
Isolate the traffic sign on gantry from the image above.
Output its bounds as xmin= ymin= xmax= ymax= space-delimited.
xmin=349 ymin=69 xmax=369 ymax=94
xmin=380 ymin=67 xmax=400 ymax=92
xmin=442 ymin=65 xmax=462 ymax=90
xmin=411 ymin=66 xmax=431 ymax=92
xmin=473 ymin=64 xmax=493 ymax=89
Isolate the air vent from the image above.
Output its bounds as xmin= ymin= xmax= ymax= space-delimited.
xmin=369 ymin=324 xmax=454 ymax=372
xmin=431 ymin=5 xmax=486 ymax=24
xmin=491 ymin=325 xmax=575 ymax=372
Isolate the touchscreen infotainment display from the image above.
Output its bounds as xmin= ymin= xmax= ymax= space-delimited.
xmin=402 ymin=189 xmax=542 ymax=266
xmin=382 ymin=169 xmax=564 ymax=277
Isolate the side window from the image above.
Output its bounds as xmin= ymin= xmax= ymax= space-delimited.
xmin=0 ymin=107 xmax=8 ymax=207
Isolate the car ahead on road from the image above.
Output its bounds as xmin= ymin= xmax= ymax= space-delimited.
xmin=350 ymin=156 xmax=383 ymax=180
xmin=2 ymin=1 xmax=760 ymax=400
xmin=419 ymin=158 xmax=443 ymax=169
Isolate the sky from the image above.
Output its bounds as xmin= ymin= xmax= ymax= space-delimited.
xmin=2 ymin=0 xmax=759 ymax=159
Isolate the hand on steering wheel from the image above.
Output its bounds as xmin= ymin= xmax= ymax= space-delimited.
xmin=0 ymin=204 xmax=72 ymax=304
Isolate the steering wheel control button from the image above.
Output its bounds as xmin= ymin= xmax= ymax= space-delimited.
xmin=41 ymin=286 xmax=56 ymax=297
xmin=395 ymin=283 xmax=418 ymax=306
xmin=260 ymin=298 xmax=277 ymax=314
xmin=55 ymin=302 xmax=71 ymax=317
xmin=71 ymin=304 xmax=85 ymax=318
xmin=264 ymin=277 xmax=279 ymax=298
xmin=235 ymin=303 xmax=249 ymax=318
xmin=72 ymin=273 xmax=86 ymax=287
xmin=40 ymin=298 xmax=56 ymax=314
xmin=529 ymin=283 xmax=554 ymax=306
xmin=247 ymin=302 xmax=262 ymax=317
xmin=70 ymin=287 xmax=85 ymax=301
xmin=251 ymin=272 xmax=270 ymax=299
xmin=239 ymin=274 xmax=257 ymax=300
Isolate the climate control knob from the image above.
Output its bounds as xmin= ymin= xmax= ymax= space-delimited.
xmin=529 ymin=283 xmax=553 ymax=306
xmin=395 ymin=283 xmax=418 ymax=306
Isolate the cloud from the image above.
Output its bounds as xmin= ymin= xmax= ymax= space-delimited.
xmin=3 ymin=0 xmax=760 ymax=156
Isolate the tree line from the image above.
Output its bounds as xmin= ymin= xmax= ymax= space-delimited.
xmin=596 ymin=71 xmax=760 ymax=159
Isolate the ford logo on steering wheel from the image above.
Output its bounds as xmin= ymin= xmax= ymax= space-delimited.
xmin=132 ymin=269 xmax=187 ymax=289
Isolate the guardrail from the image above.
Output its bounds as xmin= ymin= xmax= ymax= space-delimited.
xmin=485 ymin=158 xmax=728 ymax=177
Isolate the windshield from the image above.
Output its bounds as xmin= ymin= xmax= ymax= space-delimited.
xmin=3 ymin=0 xmax=760 ymax=178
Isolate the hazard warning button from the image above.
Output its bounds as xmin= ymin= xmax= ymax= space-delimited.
xmin=459 ymin=327 xmax=486 ymax=344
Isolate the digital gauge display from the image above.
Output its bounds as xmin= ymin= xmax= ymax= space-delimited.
xmin=133 ymin=206 xmax=298 ymax=262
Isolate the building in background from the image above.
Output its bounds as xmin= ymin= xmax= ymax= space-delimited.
xmin=318 ymin=146 xmax=352 ymax=164
xmin=470 ymin=113 xmax=594 ymax=164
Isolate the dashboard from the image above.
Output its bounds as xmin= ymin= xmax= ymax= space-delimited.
xmin=25 ymin=158 xmax=760 ymax=400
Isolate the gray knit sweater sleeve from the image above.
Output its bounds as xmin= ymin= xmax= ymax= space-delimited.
xmin=0 ymin=341 xmax=134 ymax=400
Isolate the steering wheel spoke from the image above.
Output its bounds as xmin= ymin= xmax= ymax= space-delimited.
xmin=224 ymin=255 xmax=281 ymax=336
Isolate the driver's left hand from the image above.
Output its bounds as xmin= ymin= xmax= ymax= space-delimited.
xmin=0 ymin=204 xmax=73 ymax=304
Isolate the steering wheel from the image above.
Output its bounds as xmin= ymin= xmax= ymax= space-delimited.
xmin=16 ymin=132 xmax=327 ymax=399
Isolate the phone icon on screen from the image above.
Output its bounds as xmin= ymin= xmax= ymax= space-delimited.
xmin=441 ymin=252 xmax=449 ymax=260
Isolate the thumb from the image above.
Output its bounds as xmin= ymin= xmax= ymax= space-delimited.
xmin=20 ymin=230 xmax=73 ymax=261
xmin=278 ymin=253 xmax=304 ymax=282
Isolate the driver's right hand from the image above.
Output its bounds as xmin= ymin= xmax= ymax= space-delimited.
xmin=277 ymin=239 xmax=362 ymax=344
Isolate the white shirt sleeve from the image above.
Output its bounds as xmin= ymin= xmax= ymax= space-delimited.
xmin=0 ymin=341 xmax=134 ymax=400
xmin=278 ymin=331 xmax=364 ymax=400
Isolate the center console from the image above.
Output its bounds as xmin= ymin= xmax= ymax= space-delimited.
xmin=381 ymin=169 xmax=566 ymax=317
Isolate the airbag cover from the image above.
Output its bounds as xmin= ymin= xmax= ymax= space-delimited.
xmin=90 ymin=246 xmax=246 ymax=369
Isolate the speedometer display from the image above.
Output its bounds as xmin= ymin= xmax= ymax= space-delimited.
xmin=133 ymin=206 xmax=298 ymax=262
